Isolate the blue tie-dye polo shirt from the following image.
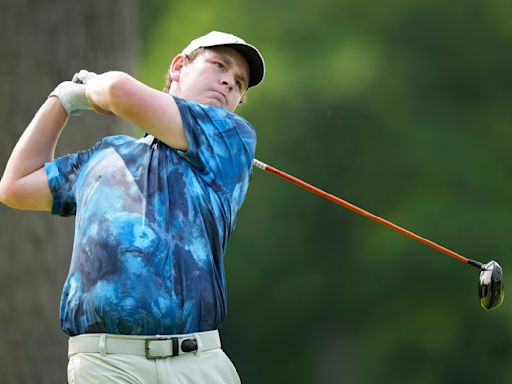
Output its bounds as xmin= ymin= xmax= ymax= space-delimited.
xmin=44 ymin=96 xmax=256 ymax=336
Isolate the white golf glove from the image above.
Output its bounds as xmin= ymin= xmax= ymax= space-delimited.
xmin=49 ymin=81 xmax=91 ymax=116
xmin=49 ymin=69 xmax=99 ymax=116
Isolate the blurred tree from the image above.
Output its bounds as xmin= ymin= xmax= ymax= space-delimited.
xmin=0 ymin=0 xmax=135 ymax=382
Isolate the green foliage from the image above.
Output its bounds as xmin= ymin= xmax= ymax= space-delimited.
xmin=138 ymin=1 xmax=512 ymax=382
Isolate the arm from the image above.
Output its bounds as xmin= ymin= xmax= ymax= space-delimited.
xmin=84 ymin=71 xmax=189 ymax=151
xmin=0 ymin=98 xmax=68 ymax=210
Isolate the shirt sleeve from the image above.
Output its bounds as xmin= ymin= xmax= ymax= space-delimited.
xmin=173 ymin=96 xmax=256 ymax=195
xmin=44 ymin=141 xmax=102 ymax=217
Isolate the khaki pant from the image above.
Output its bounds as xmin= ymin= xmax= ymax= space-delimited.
xmin=67 ymin=333 xmax=241 ymax=384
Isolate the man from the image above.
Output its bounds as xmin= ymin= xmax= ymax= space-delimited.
xmin=0 ymin=31 xmax=265 ymax=383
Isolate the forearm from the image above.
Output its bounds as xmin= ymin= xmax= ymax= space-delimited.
xmin=1 ymin=97 xmax=67 ymax=191
xmin=85 ymin=71 xmax=188 ymax=150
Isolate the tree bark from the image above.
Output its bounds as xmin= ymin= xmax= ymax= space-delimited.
xmin=0 ymin=1 xmax=136 ymax=382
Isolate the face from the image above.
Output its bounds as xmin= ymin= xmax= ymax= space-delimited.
xmin=169 ymin=46 xmax=250 ymax=112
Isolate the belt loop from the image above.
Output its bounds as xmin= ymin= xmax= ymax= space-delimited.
xmin=99 ymin=334 xmax=107 ymax=357
xmin=193 ymin=333 xmax=203 ymax=357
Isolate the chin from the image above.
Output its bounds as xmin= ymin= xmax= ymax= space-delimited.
xmin=205 ymin=99 xmax=227 ymax=109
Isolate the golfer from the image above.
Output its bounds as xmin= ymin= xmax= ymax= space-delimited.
xmin=0 ymin=31 xmax=265 ymax=383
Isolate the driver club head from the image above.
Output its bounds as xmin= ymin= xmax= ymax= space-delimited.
xmin=479 ymin=260 xmax=504 ymax=311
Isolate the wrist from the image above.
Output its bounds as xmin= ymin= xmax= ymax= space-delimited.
xmin=47 ymin=95 xmax=68 ymax=115
xmin=49 ymin=81 xmax=91 ymax=116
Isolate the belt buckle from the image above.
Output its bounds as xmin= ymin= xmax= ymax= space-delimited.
xmin=144 ymin=337 xmax=179 ymax=360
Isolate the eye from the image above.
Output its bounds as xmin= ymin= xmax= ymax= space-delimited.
xmin=215 ymin=61 xmax=225 ymax=70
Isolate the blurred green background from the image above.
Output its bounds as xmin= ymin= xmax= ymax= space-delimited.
xmin=1 ymin=0 xmax=511 ymax=382
xmin=137 ymin=0 xmax=512 ymax=383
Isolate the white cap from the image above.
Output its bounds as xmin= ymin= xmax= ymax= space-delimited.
xmin=182 ymin=31 xmax=265 ymax=88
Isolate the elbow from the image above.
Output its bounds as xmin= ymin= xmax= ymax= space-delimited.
xmin=0 ymin=178 xmax=8 ymax=204
xmin=0 ymin=180 xmax=50 ymax=211
xmin=0 ymin=180 xmax=17 ymax=208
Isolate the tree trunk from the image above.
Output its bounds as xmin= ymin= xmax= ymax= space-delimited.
xmin=0 ymin=1 xmax=136 ymax=382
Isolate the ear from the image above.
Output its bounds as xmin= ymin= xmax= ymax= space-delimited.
xmin=169 ymin=54 xmax=187 ymax=82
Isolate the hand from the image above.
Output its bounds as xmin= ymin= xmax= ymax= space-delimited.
xmin=72 ymin=69 xmax=98 ymax=85
xmin=73 ymin=69 xmax=114 ymax=116
xmin=49 ymin=81 xmax=91 ymax=116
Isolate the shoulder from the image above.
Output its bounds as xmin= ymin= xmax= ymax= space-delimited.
xmin=173 ymin=96 xmax=255 ymax=135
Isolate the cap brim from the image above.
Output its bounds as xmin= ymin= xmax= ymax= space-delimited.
xmin=227 ymin=44 xmax=265 ymax=88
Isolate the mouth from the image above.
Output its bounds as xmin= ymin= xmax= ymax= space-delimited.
xmin=209 ymin=90 xmax=227 ymax=106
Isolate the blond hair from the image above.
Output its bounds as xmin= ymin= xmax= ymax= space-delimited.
xmin=163 ymin=48 xmax=204 ymax=93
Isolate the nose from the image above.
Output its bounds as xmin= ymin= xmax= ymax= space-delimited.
xmin=220 ymin=76 xmax=235 ymax=91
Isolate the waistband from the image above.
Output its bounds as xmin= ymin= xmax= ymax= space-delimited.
xmin=68 ymin=330 xmax=221 ymax=359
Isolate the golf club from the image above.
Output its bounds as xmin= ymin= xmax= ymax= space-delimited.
xmin=253 ymin=159 xmax=504 ymax=310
